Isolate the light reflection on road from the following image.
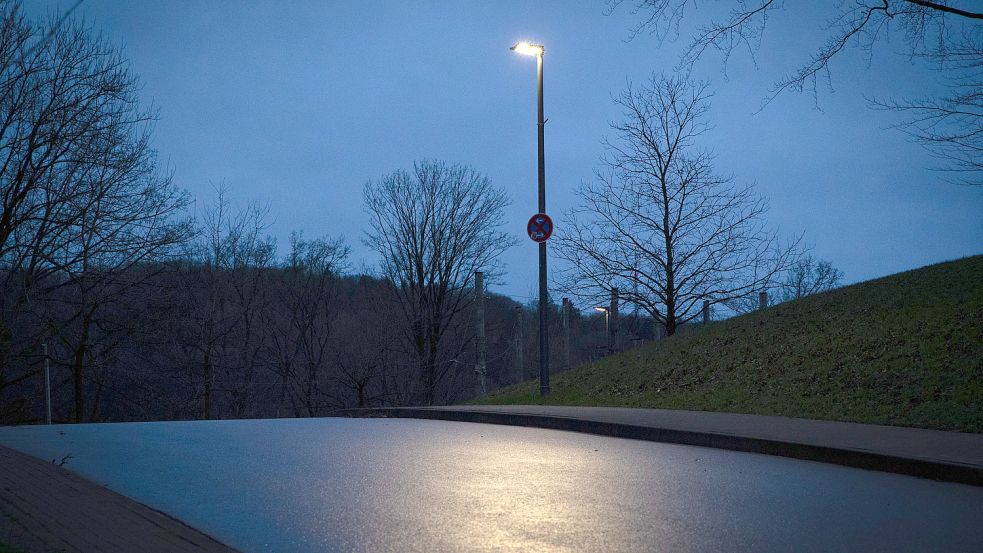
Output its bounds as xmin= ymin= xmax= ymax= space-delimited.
xmin=0 ymin=418 xmax=981 ymax=552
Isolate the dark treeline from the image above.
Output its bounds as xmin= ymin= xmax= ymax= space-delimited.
xmin=1 ymin=254 xmax=639 ymax=423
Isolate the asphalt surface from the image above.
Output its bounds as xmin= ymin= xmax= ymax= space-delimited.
xmin=1 ymin=418 xmax=981 ymax=552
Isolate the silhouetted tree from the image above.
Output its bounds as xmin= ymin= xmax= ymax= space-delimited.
xmin=873 ymin=41 xmax=982 ymax=185
xmin=781 ymin=255 xmax=843 ymax=302
xmin=0 ymin=3 xmax=191 ymax=422
xmin=363 ymin=160 xmax=513 ymax=405
xmin=555 ymin=75 xmax=798 ymax=335
xmin=267 ymin=231 xmax=348 ymax=416
xmin=174 ymin=186 xmax=274 ymax=419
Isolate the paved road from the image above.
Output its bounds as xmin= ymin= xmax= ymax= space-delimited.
xmin=1 ymin=418 xmax=982 ymax=552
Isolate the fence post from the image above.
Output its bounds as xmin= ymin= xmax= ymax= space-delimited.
xmin=513 ymin=306 xmax=524 ymax=382
xmin=43 ymin=343 xmax=52 ymax=425
xmin=474 ymin=272 xmax=487 ymax=396
xmin=702 ymin=300 xmax=711 ymax=324
xmin=759 ymin=291 xmax=768 ymax=311
xmin=609 ymin=287 xmax=619 ymax=352
xmin=561 ymin=297 xmax=570 ymax=370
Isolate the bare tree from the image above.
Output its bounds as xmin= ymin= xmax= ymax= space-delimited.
xmin=330 ymin=299 xmax=396 ymax=409
xmin=0 ymin=3 xmax=191 ymax=422
xmin=607 ymin=1 xmax=983 ymax=184
xmin=363 ymin=160 xmax=513 ymax=405
xmin=174 ymin=186 xmax=275 ymax=419
xmin=267 ymin=231 xmax=348 ymax=417
xmin=555 ymin=75 xmax=798 ymax=336
xmin=873 ymin=40 xmax=982 ymax=185
xmin=781 ymin=255 xmax=843 ymax=302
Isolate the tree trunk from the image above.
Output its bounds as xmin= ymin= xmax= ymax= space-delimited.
xmin=72 ymin=352 xmax=84 ymax=423
xmin=88 ymin=375 xmax=104 ymax=422
xmin=71 ymin=316 xmax=92 ymax=423
xmin=664 ymin=312 xmax=677 ymax=336
xmin=356 ymin=382 xmax=366 ymax=408
xmin=202 ymin=351 xmax=213 ymax=420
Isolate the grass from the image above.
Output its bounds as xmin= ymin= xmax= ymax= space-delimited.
xmin=476 ymin=255 xmax=983 ymax=433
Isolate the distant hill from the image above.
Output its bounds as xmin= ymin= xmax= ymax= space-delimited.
xmin=476 ymin=255 xmax=983 ymax=433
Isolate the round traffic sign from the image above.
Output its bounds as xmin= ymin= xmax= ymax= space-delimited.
xmin=527 ymin=213 xmax=553 ymax=243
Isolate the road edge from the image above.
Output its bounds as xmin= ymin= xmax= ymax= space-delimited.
xmin=332 ymin=407 xmax=982 ymax=487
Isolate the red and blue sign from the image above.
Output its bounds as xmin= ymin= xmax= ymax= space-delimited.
xmin=527 ymin=213 xmax=553 ymax=243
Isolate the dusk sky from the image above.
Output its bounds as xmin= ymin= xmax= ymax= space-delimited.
xmin=28 ymin=0 xmax=983 ymax=301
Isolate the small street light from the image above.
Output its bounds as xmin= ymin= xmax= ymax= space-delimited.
xmin=594 ymin=306 xmax=611 ymax=353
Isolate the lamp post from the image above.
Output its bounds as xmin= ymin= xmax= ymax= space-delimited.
xmin=594 ymin=307 xmax=611 ymax=353
xmin=511 ymin=41 xmax=550 ymax=396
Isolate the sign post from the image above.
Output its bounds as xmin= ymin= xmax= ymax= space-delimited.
xmin=527 ymin=212 xmax=552 ymax=395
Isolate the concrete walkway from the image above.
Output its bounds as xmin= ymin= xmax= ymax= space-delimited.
xmin=335 ymin=405 xmax=983 ymax=486
xmin=0 ymin=445 xmax=237 ymax=553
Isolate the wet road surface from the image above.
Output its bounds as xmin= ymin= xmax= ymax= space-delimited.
xmin=0 ymin=418 xmax=980 ymax=552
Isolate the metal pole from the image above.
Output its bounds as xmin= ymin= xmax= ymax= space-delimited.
xmin=536 ymin=49 xmax=550 ymax=396
xmin=561 ymin=297 xmax=570 ymax=370
xmin=43 ymin=343 xmax=52 ymax=425
xmin=604 ymin=309 xmax=610 ymax=353
xmin=514 ymin=306 xmax=524 ymax=383
xmin=474 ymin=272 xmax=487 ymax=396
xmin=610 ymin=287 xmax=619 ymax=352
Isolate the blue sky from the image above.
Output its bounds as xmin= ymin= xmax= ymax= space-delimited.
xmin=28 ymin=1 xmax=983 ymax=301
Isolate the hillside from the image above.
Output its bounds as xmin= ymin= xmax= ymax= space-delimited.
xmin=477 ymin=255 xmax=983 ymax=433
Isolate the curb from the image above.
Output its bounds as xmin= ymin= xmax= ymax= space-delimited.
xmin=333 ymin=407 xmax=983 ymax=487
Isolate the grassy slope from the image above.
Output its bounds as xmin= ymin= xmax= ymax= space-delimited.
xmin=478 ymin=255 xmax=983 ymax=433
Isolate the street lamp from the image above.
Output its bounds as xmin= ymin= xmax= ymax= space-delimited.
xmin=594 ymin=307 xmax=611 ymax=353
xmin=510 ymin=41 xmax=543 ymax=56
xmin=511 ymin=40 xmax=550 ymax=396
